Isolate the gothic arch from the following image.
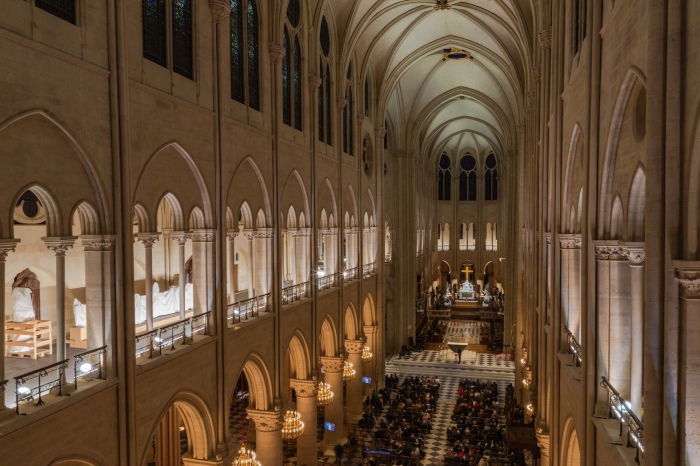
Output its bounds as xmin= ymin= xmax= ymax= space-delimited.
xmin=281 ymin=170 xmax=311 ymax=227
xmin=156 ymin=192 xmax=184 ymax=231
xmin=71 ymin=200 xmax=100 ymax=236
xmin=188 ymin=206 xmax=206 ymax=230
xmin=344 ymin=303 xmax=359 ymax=340
xmin=562 ymin=123 xmax=582 ymax=231
xmin=50 ymin=459 xmax=98 ymax=466
xmin=319 ymin=314 xmax=338 ymax=357
xmin=141 ymin=392 xmax=216 ymax=465
xmin=0 ymin=109 xmax=110 ymax=236
xmin=362 ymin=294 xmax=376 ymax=326
xmin=134 ymin=142 xmax=213 ymax=230
xmin=611 ymin=195 xmax=624 ymax=240
xmin=10 ymin=184 xmax=62 ymax=238
xmin=133 ymin=203 xmax=151 ymax=233
xmin=627 ymin=165 xmax=646 ymax=241
xmin=599 ymin=67 xmax=647 ymax=237
xmin=286 ymin=330 xmax=311 ymax=380
xmin=237 ymin=354 xmax=275 ymax=411
xmin=228 ymin=157 xmax=272 ymax=228
xmin=561 ymin=417 xmax=581 ymax=466
xmin=344 ymin=184 xmax=359 ymax=226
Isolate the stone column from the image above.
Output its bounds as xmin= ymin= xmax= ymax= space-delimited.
xmin=246 ymin=409 xmax=283 ymax=466
xmin=227 ymin=230 xmax=236 ymax=301
xmin=345 ymin=340 xmax=364 ymax=422
xmin=137 ymin=233 xmax=160 ymax=330
xmin=43 ymin=237 xmax=76 ymax=363
xmin=625 ymin=244 xmax=645 ymax=415
xmin=290 ymin=379 xmax=318 ymax=466
xmin=295 ymin=228 xmax=310 ymax=285
xmin=0 ymin=239 xmax=19 ymax=414
xmin=321 ymin=356 xmax=345 ymax=448
xmin=559 ymin=235 xmax=581 ymax=341
xmin=326 ymin=228 xmax=338 ymax=278
xmin=253 ymin=228 xmax=273 ymax=296
xmin=170 ymin=232 xmax=190 ymax=320
xmin=81 ymin=236 xmax=116 ymax=354
xmin=191 ymin=229 xmax=215 ymax=317
xmin=245 ymin=230 xmax=254 ymax=298
xmin=363 ymin=325 xmax=378 ymax=390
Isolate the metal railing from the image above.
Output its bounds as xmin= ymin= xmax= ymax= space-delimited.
xmin=14 ymin=359 xmax=68 ymax=414
xmin=134 ymin=311 xmax=211 ymax=359
xmin=564 ymin=326 xmax=582 ymax=366
xmin=344 ymin=267 xmax=358 ymax=282
xmin=485 ymin=245 xmax=497 ymax=251
xmin=363 ymin=263 xmax=375 ymax=277
xmin=317 ymin=273 xmax=339 ymax=291
xmin=74 ymin=345 xmax=107 ymax=389
xmin=600 ymin=376 xmax=644 ymax=463
xmin=282 ymin=282 xmax=309 ymax=305
xmin=227 ymin=294 xmax=270 ymax=324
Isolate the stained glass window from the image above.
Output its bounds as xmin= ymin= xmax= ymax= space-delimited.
xmin=286 ymin=0 xmax=300 ymax=28
xmin=230 ymin=0 xmax=244 ymax=103
xmin=438 ymin=153 xmax=451 ymax=201
xmin=247 ymin=0 xmax=260 ymax=110
xmin=35 ymin=0 xmax=76 ymax=24
xmin=143 ymin=0 xmax=167 ymax=67
xmin=293 ymin=37 xmax=302 ymax=131
xmin=348 ymin=88 xmax=354 ymax=155
xmin=318 ymin=59 xmax=325 ymax=141
xmin=282 ymin=28 xmax=292 ymax=126
xmin=325 ymin=64 xmax=332 ymax=145
xmin=485 ymin=153 xmax=498 ymax=201
xmin=364 ymin=77 xmax=370 ymax=116
xmin=320 ymin=18 xmax=330 ymax=56
xmin=459 ymin=154 xmax=477 ymax=201
xmin=172 ymin=0 xmax=193 ymax=79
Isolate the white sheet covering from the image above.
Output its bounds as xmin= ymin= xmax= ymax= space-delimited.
xmin=134 ymin=283 xmax=194 ymax=324
xmin=9 ymin=288 xmax=37 ymax=353
xmin=73 ymin=298 xmax=87 ymax=327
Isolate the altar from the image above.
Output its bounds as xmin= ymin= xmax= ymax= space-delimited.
xmin=456 ymin=280 xmax=477 ymax=301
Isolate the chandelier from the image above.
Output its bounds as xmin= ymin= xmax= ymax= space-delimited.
xmin=232 ymin=443 xmax=261 ymax=466
xmin=317 ymin=382 xmax=334 ymax=406
xmin=343 ymin=360 xmax=356 ymax=382
xmin=361 ymin=345 xmax=373 ymax=364
xmin=281 ymin=409 xmax=305 ymax=440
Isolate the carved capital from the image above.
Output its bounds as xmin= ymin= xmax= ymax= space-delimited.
xmin=363 ymin=324 xmax=377 ymax=335
xmin=208 ymin=0 xmax=231 ymax=23
xmin=674 ymin=261 xmax=700 ymax=299
xmin=357 ymin=113 xmax=367 ymax=128
xmin=623 ymin=243 xmax=645 ymax=266
xmin=517 ymin=124 xmax=526 ymax=135
xmin=308 ymin=76 xmax=322 ymax=91
xmin=532 ymin=66 xmax=541 ymax=83
xmin=344 ymin=339 xmax=364 ymax=354
xmin=81 ymin=235 xmax=116 ymax=252
xmin=539 ymin=29 xmax=552 ymax=50
xmin=320 ymin=356 xmax=344 ymax=373
xmin=191 ymin=229 xmax=215 ymax=243
xmin=336 ymin=98 xmax=348 ymax=111
xmin=290 ymin=378 xmax=318 ymax=398
xmin=544 ymin=232 xmax=552 ymax=245
xmin=43 ymin=237 xmax=77 ymax=255
xmin=246 ymin=409 xmax=283 ymax=432
xmin=254 ymin=228 xmax=274 ymax=238
xmin=0 ymin=239 xmax=20 ymax=260
xmin=136 ymin=232 xmax=160 ymax=248
xmin=594 ymin=245 xmax=626 ymax=261
xmin=170 ymin=231 xmax=190 ymax=246
xmin=268 ymin=43 xmax=285 ymax=66
xmin=559 ymin=234 xmax=581 ymax=250
xmin=536 ymin=428 xmax=550 ymax=456
xmin=375 ymin=126 xmax=387 ymax=139
xmin=527 ymin=90 xmax=536 ymax=103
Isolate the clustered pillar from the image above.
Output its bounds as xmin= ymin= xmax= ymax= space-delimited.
xmin=290 ymin=378 xmax=318 ymax=466
xmin=320 ymin=356 xmax=345 ymax=449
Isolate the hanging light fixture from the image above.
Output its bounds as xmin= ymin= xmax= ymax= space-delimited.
xmin=281 ymin=409 xmax=305 ymax=440
xmin=343 ymin=360 xmax=356 ymax=382
xmin=361 ymin=345 xmax=373 ymax=364
xmin=233 ymin=395 xmax=261 ymax=466
xmin=317 ymin=382 xmax=334 ymax=406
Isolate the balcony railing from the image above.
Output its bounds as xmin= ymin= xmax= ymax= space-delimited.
xmin=600 ymin=376 xmax=644 ymax=462
xmin=134 ymin=311 xmax=211 ymax=359
xmin=74 ymin=345 xmax=107 ymax=389
xmin=227 ymin=294 xmax=270 ymax=324
xmin=485 ymin=245 xmax=497 ymax=251
xmin=343 ymin=267 xmax=358 ymax=282
xmin=317 ymin=273 xmax=339 ymax=291
xmin=362 ymin=263 xmax=375 ymax=277
xmin=282 ymin=282 xmax=309 ymax=305
xmin=564 ymin=326 xmax=582 ymax=366
xmin=14 ymin=359 xmax=68 ymax=415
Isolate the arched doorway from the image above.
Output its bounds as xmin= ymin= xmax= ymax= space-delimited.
xmin=438 ymin=260 xmax=451 ymax=294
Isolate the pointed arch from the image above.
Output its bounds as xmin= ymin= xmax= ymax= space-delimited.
xmin=362 ymin=293 xmax=376 ymax=326
xmin=286 ymin=206 xmax=297 ymax=229
xmin=10 ymin=184 xmax=62 ymax=238
xmin=562 ymin=123 xmax=582 ymax=227
xmin=156 ymin=192 xmax=184 ymax=231
xmin=228 ymin=157 xmax=272 ymax=228
xmin=576 ymin=188 xmax=583 ymax=233
xmin=71 ymin=200 xmax=100 ymax=236
xmin=237 ymin=353 xmax=274 ymax=411
xmin=319 ymin=314 xmax=338 ymax=357
xmin=226 ymin=206 xmax=235 ymax=230
xmin=189 ymin=206 xmax=205 ymax=230
xmin=286 ymin=330 xmax=311 ymax=380
xmin=599 ymin=68 xmax=647 ymax=236
xmin=344 ymin=304 xmax=359 ymax=340
xmin=133 ymin=203 xmax=151 ymax=233
xmin=281 ymin=170 xmax=311 ymax=225
xmin=238 ymin=202 xmax=254 ymax=230
xmin=320 ymin=209 xmax=328 ymax=229
xmin=611 ymin=196 xmax=624 ymax=240
xmin=561 ymin=417 xmax=581 ymax=466
xmin=256 ymin=209 xmax=266 ymax=228
xmin=344 ymin=184 xmax=359 ymax=225
xmin=627 ymin=166 xmax=646 ymax=241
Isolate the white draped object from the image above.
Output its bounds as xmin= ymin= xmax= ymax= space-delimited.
xmin=73 ymin=298 xmax=87 ymax=327
xmin=12 ymin=287 xmax=36 ymax=323
xmin=134 ymin=283 xmax=194 ymax=324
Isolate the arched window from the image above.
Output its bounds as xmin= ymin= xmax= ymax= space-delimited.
xmin=364 ymin=75 xmax=371 ymax=116
xmin=485 ymin=222 xmax=497 ymax=251
xmin=437 ymin=223 xmax=450 ymax=251
xmin=318 ymin=17 xmax=332 ymax=145
xmin=438 ymin=153 xmax=451 ymax=201
xmin=282 ymin=0 xmax=303 ymax=130
xmin=342 ymin=62 xmax=355 ymax=155
xmin=572 ymin=0 xmax=587 ymax=55
xmin=36 ymin=0 xmax=77 ymax=23
xmin=459 ymin=154 xmax=477 ymax=201
xmin=484 ymin=153 xmax=498 ymax=201
xmin=143 ymin=0 xmax=193 ymax=79
xmin=383 ymin=119 xmax=389 ymax=150
xmin=230 ymin=0 xmax=259 ymax=110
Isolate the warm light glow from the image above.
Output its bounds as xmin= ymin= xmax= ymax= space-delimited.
xmin=520 ymin=357 xmax=527 ymax=367
xmin=17 ymin=386 xmax=31 ymax=395
xmin=343 ymin=360 xmax=356 ymax=382
xmin=79 ymin=362 xmax=93 ymax=373
xmin=317 ymin=382 xmax=334 ymax=406
xmin=526 ymin=403 xmax=535 ymax=417
xmin=361 ymin=345 xmax=373 ymax=364
xmin=281 ymin=409 xmax=305 ymax=440
xmin=232 ymin=444 xmax=261 ymax=466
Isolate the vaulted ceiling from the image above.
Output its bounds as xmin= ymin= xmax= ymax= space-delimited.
xmin=332 ymin=0 xmax=535 ymax=162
